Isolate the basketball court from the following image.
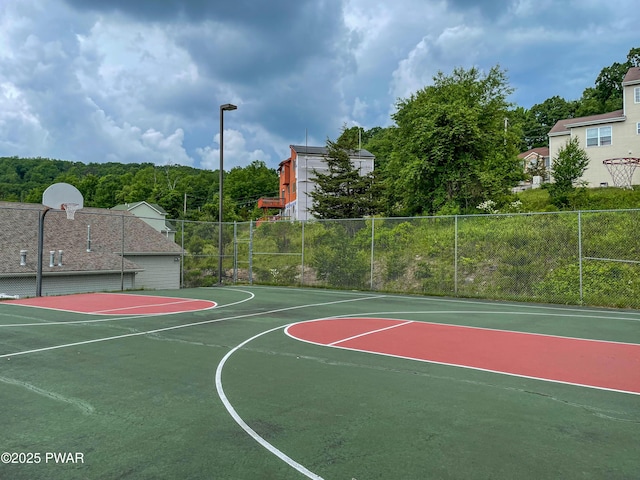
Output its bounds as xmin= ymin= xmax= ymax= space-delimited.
xmin=2 ymin=285 xmax=639 ymax=480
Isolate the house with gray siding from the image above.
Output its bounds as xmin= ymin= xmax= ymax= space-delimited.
xmin=0 ymin=202 xmax=182 ymax=298
xmin=111 ymin=201 xmax=176 ymax=241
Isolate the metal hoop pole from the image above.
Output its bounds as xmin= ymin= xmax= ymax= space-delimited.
xmin=36 ymin=208 xmax=50 ymax=297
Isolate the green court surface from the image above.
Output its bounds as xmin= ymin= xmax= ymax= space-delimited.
xmin=1 ymin=286 xmax=639 ymax=479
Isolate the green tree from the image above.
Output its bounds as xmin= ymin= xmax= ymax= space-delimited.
xmin=547 ymin=136 xmax=590 ymax=208
xmin=523 ymin=96 xmax=577 ymax=149
xmin=309 ymin=139 xmax=379 ymax=219
xmin=76 ymin=174 xmax=98 ymax=205
xmin=594 ymin=62 xmax=629 ymax=107
xmin=226 ymin=160 xmax=279 ymax=219
xmin=627 ymin=47 xmax=640 ymax=67
xmin=156 ymin=189 xmax=184 ymax=219
xmin=386 ymin=65 xmax=523 ymax=215
xmin=336 ymin=124 xmax=380 ymax=151
xmin=336 ymin=124 xmax=361 ymax=150
xmin=24 ymin=160 xmax=65 ymax=183
xmin=574 ymin=46 xmax=640 ymax=116
xmin=93 ymin=174 xmax=124 ymax=207
xmin=117 ymin=167 xmax=156 ymax=204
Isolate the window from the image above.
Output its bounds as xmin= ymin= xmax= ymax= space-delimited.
xmin=637 ymin=122 xmax=640 ymax=135
xmin=586 ymin=126 xmax=612 ymax=147
xmin=635 ymin=87 xmax=640 ymax=104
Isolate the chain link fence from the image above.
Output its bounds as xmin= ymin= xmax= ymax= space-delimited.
xmin=1 ymin=203 xmax=638 ymax=308
xmin=209 ymin=210 xmax=639 ymax=309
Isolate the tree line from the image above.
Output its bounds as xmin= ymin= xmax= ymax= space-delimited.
xmin=309 ymin=47 xmax=640 ymax=218
xmin=0 ymin=157 xmax=278 ymax=221
xmin=1 ymin=47 xmax=638 ymax=221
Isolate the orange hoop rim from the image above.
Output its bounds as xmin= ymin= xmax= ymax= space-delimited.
xmin=60 ymin=202 xmax=81 ymax=219
xmin=602 ymin=157 xmax=640 ymax=165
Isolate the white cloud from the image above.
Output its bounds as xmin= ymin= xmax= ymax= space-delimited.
xmin=74 ymin=17 xmax=201 ymax=121
xmin=2 ymin=0 xmax=640 ymax=169
xmin=352 ymin=97 xmax=368 ymax=120
xmin=434 ymin=24 xmax=484 ymax=59
xmin=197 ymin=129 xmax=271 ymax=171
xmin=0 ymin=81 xmax=49 ymax=155
xmin=390 ymin=37 xmax=434 ymax=100
xmin=84 ymin=108 xmax=193 ymax=165
xmin=391 ymin=24 xmax=484 ymax=101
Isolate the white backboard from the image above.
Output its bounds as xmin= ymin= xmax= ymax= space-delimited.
xmin=42 ymin=182 xmax=84 ymax=210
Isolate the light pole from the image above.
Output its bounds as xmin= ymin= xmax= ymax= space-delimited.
xmin=218 ymin=103 xmax=237 ymax=285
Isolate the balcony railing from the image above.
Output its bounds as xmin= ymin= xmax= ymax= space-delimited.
xmin=258 ymin=197 xmax=285 ymax=209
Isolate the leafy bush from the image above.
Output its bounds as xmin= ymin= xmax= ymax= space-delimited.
xmin=306 ymin=220 xmax=370 ymax=289
xmin=536 ymin=262 xmax=640 ymax=307
xmin=250 ymin=221 xmax=303 ymax=285
xmin=518 ymin=185 xmax=640 ymax=211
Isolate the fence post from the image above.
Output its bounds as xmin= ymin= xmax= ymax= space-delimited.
xmin=121 ymin=214 xmax=125 ymax=291
xmin=249 ymin=220 xmax=254 ymax=285
xmin=180 ymin=219 xmax=185 ymax=288
xmin=454 ymin=215 xmax=458 ymax=296
xmin=300 ymin=220 xmax=305 ymax=287
xmin=578 ymin=211 xmax=583 ymax=304
xmin=370 ymin=217 xmax=375 ymax=290
xmin=233 ymin=221 xmax=237 ymax=284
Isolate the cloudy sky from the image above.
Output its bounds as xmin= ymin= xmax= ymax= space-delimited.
xmin=1 ymin=0 xmax=638 ymax=171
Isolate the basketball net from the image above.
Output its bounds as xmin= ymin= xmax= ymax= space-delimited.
xmin=603 ymin=158 xmax=640 ymax=189
xmin=61 ymin=202 xmax=81 ymax=220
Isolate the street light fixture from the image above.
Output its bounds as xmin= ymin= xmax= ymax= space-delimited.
xmin=218 ymin=103 xmax=237 ymax=285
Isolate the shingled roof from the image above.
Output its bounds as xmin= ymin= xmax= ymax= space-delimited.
xmin=518 ymin=147 xmax=549 ymax=159
xmin=622 ymin=66 xmax=640 ymax=85
xmin=290 ymin=145 xmax=375 ymax=158
xmin=548 ymin=109 xmax=625 ymax=136
xmin=0 ymin=202 xmax=181 ymax=276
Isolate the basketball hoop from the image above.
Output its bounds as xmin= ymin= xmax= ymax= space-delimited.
xmin=42 ymin=182 xmax=84 ymax=218
xmin=61 ymin=202 xmax=81 ymax=220
xmin=603 ymin=158 xmax=640 ymax=189
xmin=37 ymin=182 xmax=85 ymax=297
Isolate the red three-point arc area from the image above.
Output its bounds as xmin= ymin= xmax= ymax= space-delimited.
xmin=285 ymin=318 xmax=640 ymax=395
xmin=6 ymin=293 xmax=216 ymax=315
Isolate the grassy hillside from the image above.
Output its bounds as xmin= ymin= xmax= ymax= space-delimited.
xmin=516 ymin=186 xmax=640 ymax=212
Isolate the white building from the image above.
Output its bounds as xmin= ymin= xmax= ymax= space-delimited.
xmin=258 ymin=145 xmax=375 ymax=221
xmin=548 ymin=67 xmax=640 ymax=187
xmin=112 ymin=201 xmax=176 ymax=241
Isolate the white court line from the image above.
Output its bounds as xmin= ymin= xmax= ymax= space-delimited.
xmin=316 ymin=312 xmax=640 ymax=346
xmin=215 ymin=325 xmax=325 ymax=480
xmin=214 ymin=297 xmax=386 ymax=480
xmin=284 ymin=314 xmax=640 ymax=397
xmin=316 ymin=343 xmax=640 ymax=397
xmin=328 ymin=320 xmax=413 ymax=346
xmin=90 ymin=298 xmax=216 ymax=314
xmin=0 ymin=294 xmax=382 ymax=479
xmin=233 ymin=285 xmax=640 ymax=318
xmin=0 ymin=289 xmax=255 ymax=327
xmin=367 ymin=292 xmax=640 ymax=317
xmin=0 ymin=294 xmax=382 ymax=359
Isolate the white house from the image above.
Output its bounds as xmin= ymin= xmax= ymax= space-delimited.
xmin=258 ymin=145 xmax=375 ymax=221
xmin=112 ymin=201 xmax=176 ymax=241
xmin=548 ymin=67 xmax=640 ymax=187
